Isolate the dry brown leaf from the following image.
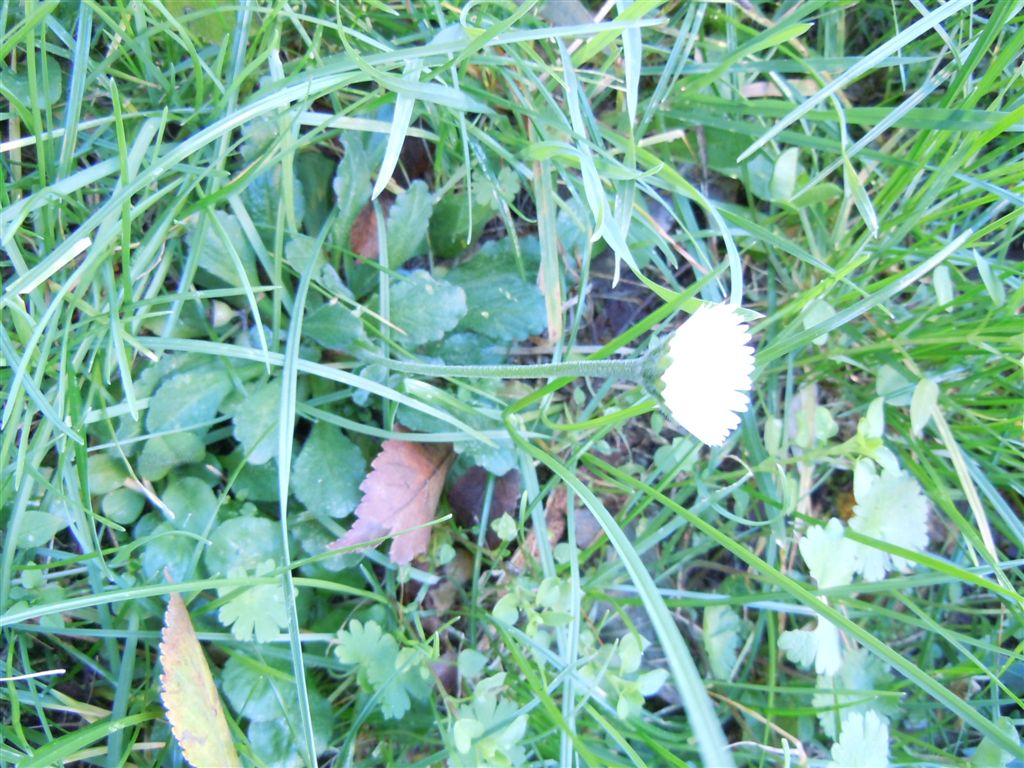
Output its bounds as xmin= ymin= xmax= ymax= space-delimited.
xmin=348 ymin=203 xmax=379 ymax=261
xmin=159 ymin=591 xmax=241 ymax=768
xmin=330 ymin=439 xmax=453 ymax=564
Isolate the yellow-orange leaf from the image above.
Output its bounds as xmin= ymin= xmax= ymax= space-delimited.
xmin=330 ymin=439 xmax=453 ymax=564
xmin=159 ymin=591 xmax=241 ymax=768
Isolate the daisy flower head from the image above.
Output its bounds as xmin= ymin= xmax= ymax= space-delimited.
xmin=657 ymin=304 xmax=755 ymax=447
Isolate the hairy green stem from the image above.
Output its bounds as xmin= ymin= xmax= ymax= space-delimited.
xmin=364 ymin=354 xmax=647 ymax=381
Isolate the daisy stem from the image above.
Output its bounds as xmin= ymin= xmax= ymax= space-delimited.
xmin=364 ymin=354 xmax=647 ymax=381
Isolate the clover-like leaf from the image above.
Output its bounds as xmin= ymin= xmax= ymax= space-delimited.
xmin=828 ymin=710 xmax=890 ymax=768
xmin=217 ymin=561 xmax=291 ymax=643
xmin=849 ymin=465 xmax=930 ymax=581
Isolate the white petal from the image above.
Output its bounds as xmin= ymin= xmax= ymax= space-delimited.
xmin=660 ymin=304 xmax=756 ymax=447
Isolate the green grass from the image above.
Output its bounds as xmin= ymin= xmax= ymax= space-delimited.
xmin=2 ymin=1 xmax=1022 ymax=766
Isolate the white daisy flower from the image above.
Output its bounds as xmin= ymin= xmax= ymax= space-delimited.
xmin=659 ymin=304 xmax=756 ymax=447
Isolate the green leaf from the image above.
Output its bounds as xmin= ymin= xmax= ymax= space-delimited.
xmin=163 ymin=0 xmax=235 ymax=44
xmin=973 ymin=250 xmax=1007 ymax=306
xmin=389 ymin=270 xmax=467 ymax=346
xmin=429 ymin=191 xmax=491 ymax=260
xmin=424 ymin=331 xmax=508 ymax=366
xmin=100 ymin=488 xmax=146 ymax=525
xmin=799 ymin=518 xmax=858 ymax=589
xmin=802 ymin=299 xmax=837 ymax=346
xmin=163 ymin=477 xmax=218 ymax=535
xmin=296 ymin=150 xmax=337 ymax=236
xmin=703 ymin=605 xmax=745 ymax=680
xmin=385 ymin=180 xmax=432 ymax=269
xmin=16 ymin=509 xmax=69 ymax=549
xmin=140 ymin=522 xmax=196 ymax=582
xmin=87 ymin=453 xmax=129 ymax=495
xmin=222 ymin=654 xmax=295 ymax=722
xmin=813 ymin=649 xmax=897 ymax=739
xmin=204 ymin=516 xmax=282 ymax=576
xmin=849 ymin=468 xmax=930 ymax=581
xmin=970 ymin=717 xmax=1019 ymax=767
xmin=146 ymin=367 xmax=233 ymax=433
xmin=334 ymin=619 xmax=432 ymax=720
xmin=910 ymin=377 xmax=939 ymax=437
xmin=231 ymin=380 xmax=281 ymax=465
xmin=827 ymin=711 xmax=890 ymax=768
xmin=303 ymin=302 xmax=366 ymax=351
xmin=187 ymin=211 xmax=259 ymax=290
xmin=217 ymin=561 xmax=291 ymax=643
xmin=447 ymin=237 xmax=546 ymax=342
xmin=1 ymin=54 xmax=62 ymax=108
xmin=138 ymin=432 xmax=206 ymax=481
xmin=491 ymin=513 xmax=517 ymax=542
xmin=770 ymin=147 xmax=800 ymax=201
xmin=333 ymin=137 xmax=372 ymax=246
xmin=292 ymin=423 xmax=366 ymax=519
xmin=246 ymin=690 xmax=332 ymax=768
xmin=243 ymin=166 xmax=305 ymax=248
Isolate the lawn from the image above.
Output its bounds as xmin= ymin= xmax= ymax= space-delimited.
xmin=1 ymin=1 xmax=1022 ymax=766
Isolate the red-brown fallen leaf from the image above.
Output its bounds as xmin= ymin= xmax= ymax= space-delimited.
xmin=348 ymin=204 xmax=379 ymax=261
xmin=329 ymin=439 xmax=453 ymax=564
xmin=159 ymin=591 xmax=241 ymax=768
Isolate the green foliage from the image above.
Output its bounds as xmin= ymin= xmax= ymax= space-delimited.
xmin=4 ymin=2 xmax=1022 ymax=767
xmin=217 ymin=561 xmax=291 ymax=643
xmin=334 ymin=619 xmax=433 ymax=720
xmin=388 ymin=270 xmax=467 ymax=346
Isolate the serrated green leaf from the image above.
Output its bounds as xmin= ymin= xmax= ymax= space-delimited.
xmin=800 ymin=518 xmax=857 ymax=589
xmin=204 ymin=516 xmax=282 ymax=576
xmin=139 ymin=432 xmax=206 ymax=481
xmin=146 ymin=367 xmax=233 ymax=433
xmin=389 ymin=270 xmax=467 ymax=346
xmin=385 ymin=180 xmax=432 ymax=269
xmin=813 ymin=648 xmax=897 ymax=739
xmin=217 ymin=561 xmax=290 ymax=643
xmin=231 ymin=380 xmax=280 ymax=465
xmin=447 ymin=237 xmax=546 ymax=342
xmin=292 ymin=423 xmax=366 ymax=518
xmin=303 ymin=301 xmax=366 ymax=351
xmin=850 ymin=469 xmax=930 ymax=581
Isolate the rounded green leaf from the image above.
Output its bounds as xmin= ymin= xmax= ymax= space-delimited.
xmin=204 ymin=516 xmax=281 ymax=576
xmin=292 ymin=423 xmax=366 ymax=518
